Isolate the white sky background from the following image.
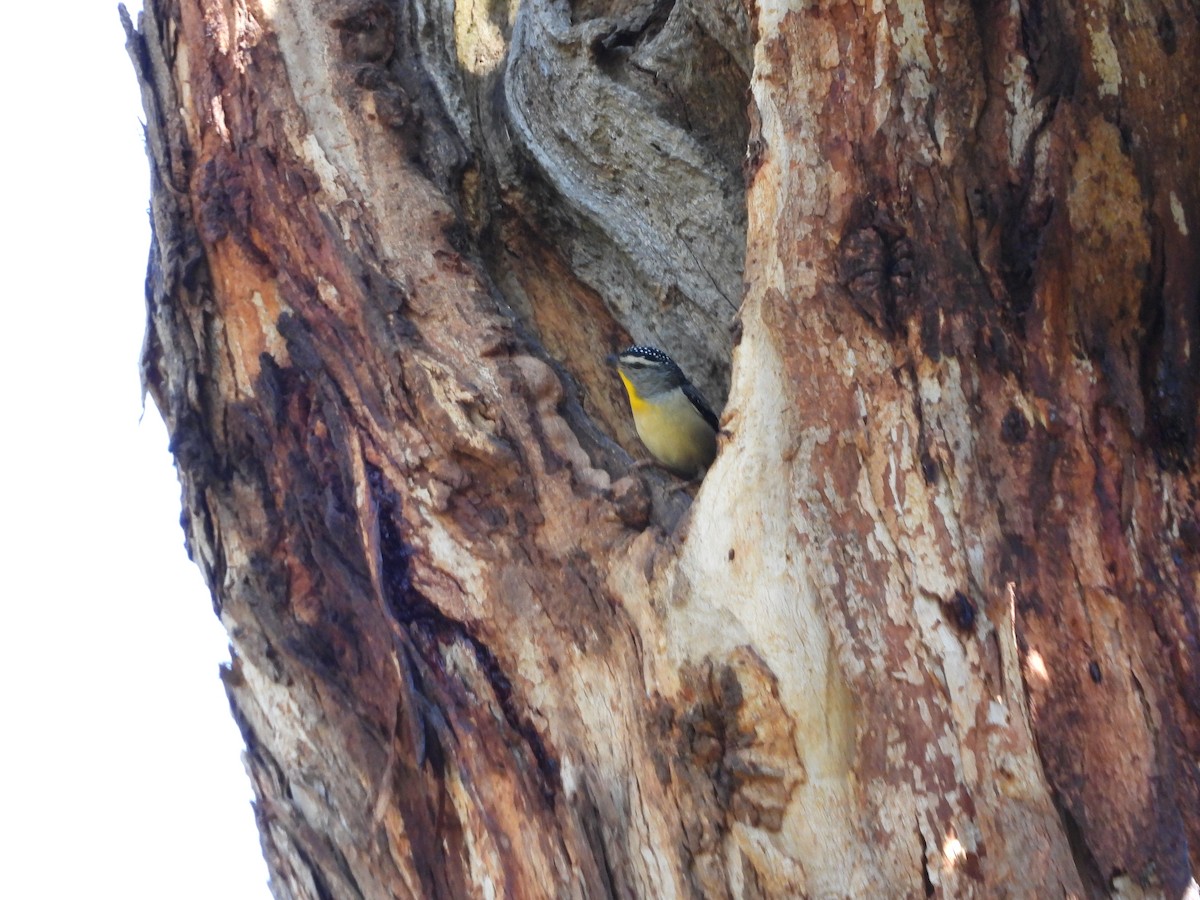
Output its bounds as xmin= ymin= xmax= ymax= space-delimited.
xmin=0 ymin=2 xmax=271 ymax=896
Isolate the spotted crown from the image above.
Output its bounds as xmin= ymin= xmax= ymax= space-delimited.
xmin=621 ymin=345 xmax=676 ymax=365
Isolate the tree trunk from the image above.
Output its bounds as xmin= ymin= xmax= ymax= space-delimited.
xmin=123 ymin=0 xmax=1198 ymax=896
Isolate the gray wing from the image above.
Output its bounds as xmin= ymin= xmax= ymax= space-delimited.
xmin=681 ymin=382 xmax=720 ymax=432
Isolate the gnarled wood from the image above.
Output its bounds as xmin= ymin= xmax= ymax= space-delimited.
xmin=124 ymin=0 xmax=1198 ymax=896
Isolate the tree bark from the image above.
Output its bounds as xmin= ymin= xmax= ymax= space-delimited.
xmin=123 ymin=0 xmax=1199 ymax=896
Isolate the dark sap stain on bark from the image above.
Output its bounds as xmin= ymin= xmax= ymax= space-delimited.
xmin=1027 ymin=430 xmax=1064 ymax=530
xmin=920 ymin=452 xmax=940 ymax=485
xmin=1000 ymin=532 xmax=1040 ymax=609
xmin=997 ymin=183 xmax=1053 ymax=334
xmin=368 ymin=463 xmax=561 ymax=804
xmin=1156 ymin=10 xmax=1178 ymax=55
xmin=1000 ymin=406 xmax=1030 ymax=445
xmin=1140 ymin=223 xmax=1200 ymax=469
xmin=943 ymin=591 xmax=977 ymax=634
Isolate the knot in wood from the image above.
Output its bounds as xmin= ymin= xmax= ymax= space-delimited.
xmin=196 ymin=154 xmax=252 ymax=248
xmin=678 ymin=652 xmax=802 ymax=833
xmin=610 ymin=475 xmax=650 ymax=528
xmin=836 ymin=222 xmax=915 ymax=336
xmin=332 ymin=3 xmax=396 ymax=64
xmin=351 ymin=67 xmax=415 ymax=131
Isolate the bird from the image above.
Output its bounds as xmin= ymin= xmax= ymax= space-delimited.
xmin=609 ymin=344 xmax=720 ymax=478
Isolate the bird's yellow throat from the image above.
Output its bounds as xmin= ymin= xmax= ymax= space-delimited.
xmin=618 ymin=371 xmax=649 ymax=413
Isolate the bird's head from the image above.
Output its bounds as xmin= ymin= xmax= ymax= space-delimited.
xmin=611 ymin=345 xmax=686 ymax=400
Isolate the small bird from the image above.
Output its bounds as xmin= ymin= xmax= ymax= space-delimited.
xmin=610 ymin=345 xmax=720 ymax=478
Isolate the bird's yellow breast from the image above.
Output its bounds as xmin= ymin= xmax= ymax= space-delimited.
xmin=617 ymin=375 xmax=717 ymax=477
xmin=619 ymin=371 xmax=649 ymax=413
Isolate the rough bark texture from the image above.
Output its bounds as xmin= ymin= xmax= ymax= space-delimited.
xmin=124 ymin=0 xmax=1199 ymax=896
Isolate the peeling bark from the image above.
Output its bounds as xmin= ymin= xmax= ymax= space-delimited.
xmin=124 ymin=0 xmax=1198 ymax=897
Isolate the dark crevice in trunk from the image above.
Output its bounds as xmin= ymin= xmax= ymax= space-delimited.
xmin=368 ymin=463 xmax=562 ymax=804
